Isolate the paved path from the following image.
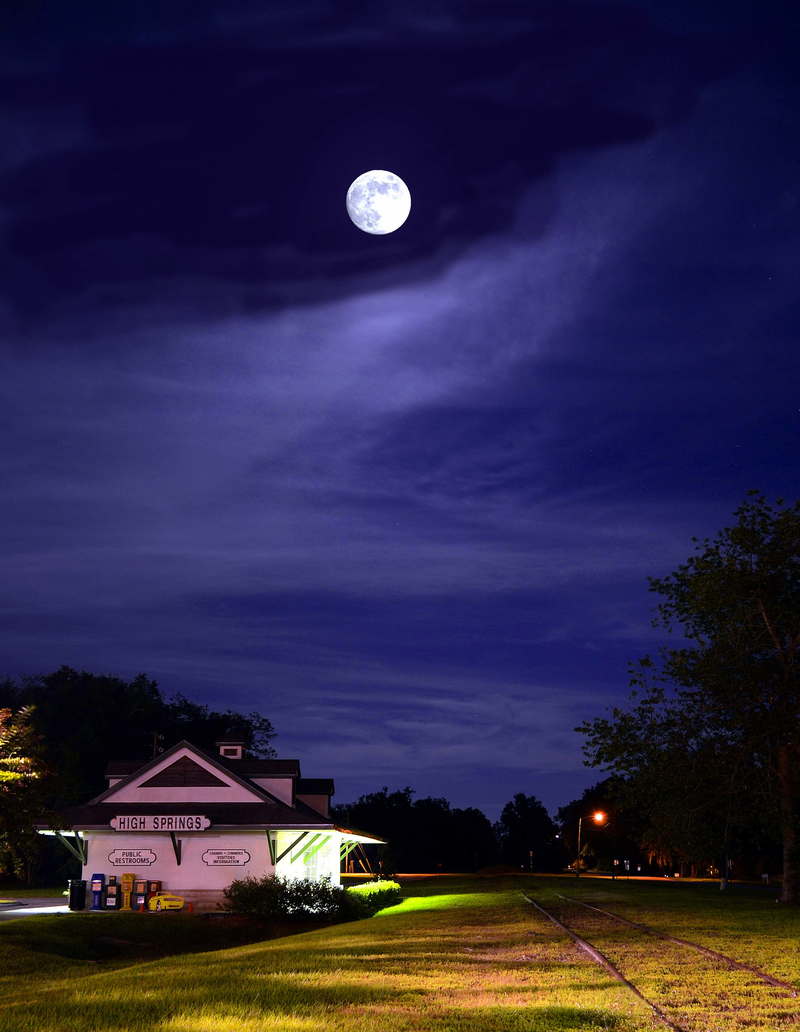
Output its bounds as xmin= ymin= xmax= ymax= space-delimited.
xmin=0 ymin=897 xmax=69 ymax=921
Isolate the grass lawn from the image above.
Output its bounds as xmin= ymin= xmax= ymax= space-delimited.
xmin=523 ymin=876 xmax=800 ymax=1030
xmin=0 ymin=908 xmax=332 ymax=981
xmin=1 ymin=875 xmax=798 ymax=1032
xmin=544 ymin=875 xmax=800 ymax=986
xmin=0 ymin=876 xmax=654 ymax=1032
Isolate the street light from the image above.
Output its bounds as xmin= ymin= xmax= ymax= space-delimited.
xmin=575 ymin=810 xmax=607 ymax=878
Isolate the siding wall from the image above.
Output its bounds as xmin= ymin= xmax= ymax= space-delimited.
xmin=80 ymin=827 xmax=342 ymax=901
xmin=82 ymin=829 xmax=272 ymax=898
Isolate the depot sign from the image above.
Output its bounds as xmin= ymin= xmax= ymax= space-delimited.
xmin=110 ymin=815 xmax=211 ymax=831
xmin=202 ymin=849 xmax=251 ymax=866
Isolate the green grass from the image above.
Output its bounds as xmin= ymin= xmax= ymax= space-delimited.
xmin=535 ymin=875 xmax=800 ymax=981
xmin=0 ymin=911 xmax=334 ymax=980
xmin=524 ymin=876 xmax=800 ymax=1030
xmin=1 ymin=875 xmax=798 ymax=1032
xmin=0 ymin=877 xmax=652 ymax=1032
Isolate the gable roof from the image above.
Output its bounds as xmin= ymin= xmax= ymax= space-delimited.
xmin=89 ymin=739 xmax=283 ymax=806
xmin=105 ymin=756 xmax=302 ymax=779
xmin=140 ymin=755 xmax=230 ymax=788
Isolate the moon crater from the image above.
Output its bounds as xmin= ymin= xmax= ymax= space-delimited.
xmin=346 ymin=170 xmax=411 ymax=235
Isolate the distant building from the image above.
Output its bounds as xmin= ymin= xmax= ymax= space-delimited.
xmin=38 ymin=737 xmax=382 ymax=908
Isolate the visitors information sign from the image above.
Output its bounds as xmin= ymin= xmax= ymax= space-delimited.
xmin=110 ymin=815 xmax=211 ymax=831
xmin=202 ymin=849 xmax=251 ymax=866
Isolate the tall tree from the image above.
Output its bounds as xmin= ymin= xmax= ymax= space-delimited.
xmin=579 ymin=493 xmax=800 ymax=901
xmin=557 ymin=779 xmax=650 ymax=874
xmin=0 ymin=707 xmax=50 ymax=878
xmin=495 ymin=793 xmax=557 ymax=870
xmin=161 ymin=694 xmax=276 ymax=759
xmin=579 ymin=675 xmax=774 ymax=879
xmin=1 ymin=667 xmax=277 ymax=810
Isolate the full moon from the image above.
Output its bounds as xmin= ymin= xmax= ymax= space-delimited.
xmin=346 ymin=170 xmax=411 ymax=235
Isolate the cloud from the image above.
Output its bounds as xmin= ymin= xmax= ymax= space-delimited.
xmin=1 ymin=0 xmax=743 ymax=331
xmin=2 ymin=84 xmax=762 ymax=695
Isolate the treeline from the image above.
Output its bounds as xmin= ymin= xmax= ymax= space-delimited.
xmin=333 ymin=787 xmax=580 ymax=875
xmin=333 ymin=780 xmax=781 ymax=879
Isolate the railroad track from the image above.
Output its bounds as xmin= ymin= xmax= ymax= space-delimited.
xmin=523 ymin=893 xmax=686 ymax=1030
xmin=522 ymin=892 xmax=798 ymax=1032
xmin=555 ymin=893 xmax=798 ymax=997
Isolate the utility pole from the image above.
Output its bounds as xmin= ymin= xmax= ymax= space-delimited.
xmin=576 ymin=810 xmax=607 ymax=878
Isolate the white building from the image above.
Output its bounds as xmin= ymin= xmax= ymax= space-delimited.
xmin=40 ymin=737 xmax=382 ymax=909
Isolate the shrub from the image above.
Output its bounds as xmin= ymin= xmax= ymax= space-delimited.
xmin=222 ymin=875 xmax=345 ymax=921
xmin=346 ymin=879 xmax=402 ymax=913
xmin=282 ymin=877 xmax=346 ymax=918
xmin=222 ymin=876 xmax=403 ymax=921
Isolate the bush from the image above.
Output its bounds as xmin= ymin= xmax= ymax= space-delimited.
xmin=346 ymin=879 xmax=402 ymax=913
xmin=221 ymin=876 xmax=403 ymax=921
xmin=221 ymin=875 xmax=345 ymax=921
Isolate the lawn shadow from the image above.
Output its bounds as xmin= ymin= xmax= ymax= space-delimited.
xmin=0 ymin=973 xmax=398 ymax=1032
xmin=410 ymin=1003 xmax=631 ymax=1031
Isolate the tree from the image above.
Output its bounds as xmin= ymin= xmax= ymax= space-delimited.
xmin=449 ymin=805 xmax=499 ymax=871
xmin=1 ymin=667 xmax=277 ymax=810
xmin=579 ymin=493 xmax=800 ymax=901
xmin=0 ymin=707 xmax=50 ymax=878
xmin=332 ymin=787 xmax=498 ymax=873
xmin=495 ymin=793 xmax=558 ymax=870
xmin=160 ymin=694 xmax=276 ymax=759
xmin=0 ymin=707 xmax=39 ymax=787
xmin=557 ymin=779 xmax=650 ymax=875
xmin=579 ymin=675 xmax=775 ymax=879
xmin=332 ymin=786 xmax=416 ymax=873
xmin=1 ymin=669 xmax=165 ymax=810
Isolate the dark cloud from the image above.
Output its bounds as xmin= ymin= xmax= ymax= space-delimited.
xmin=1 ymin=1 xmax=753 ymax=331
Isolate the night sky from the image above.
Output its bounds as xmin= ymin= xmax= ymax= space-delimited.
xmin=2 ymin=1 xmax=798 ymax=819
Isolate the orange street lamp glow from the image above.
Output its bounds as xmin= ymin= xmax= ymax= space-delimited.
xmin=576 ymin=810 xmax=609 ymax=877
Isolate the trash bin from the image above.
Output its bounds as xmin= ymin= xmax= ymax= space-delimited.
xmin=68 ymin=879 xmax=87 ymax=911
